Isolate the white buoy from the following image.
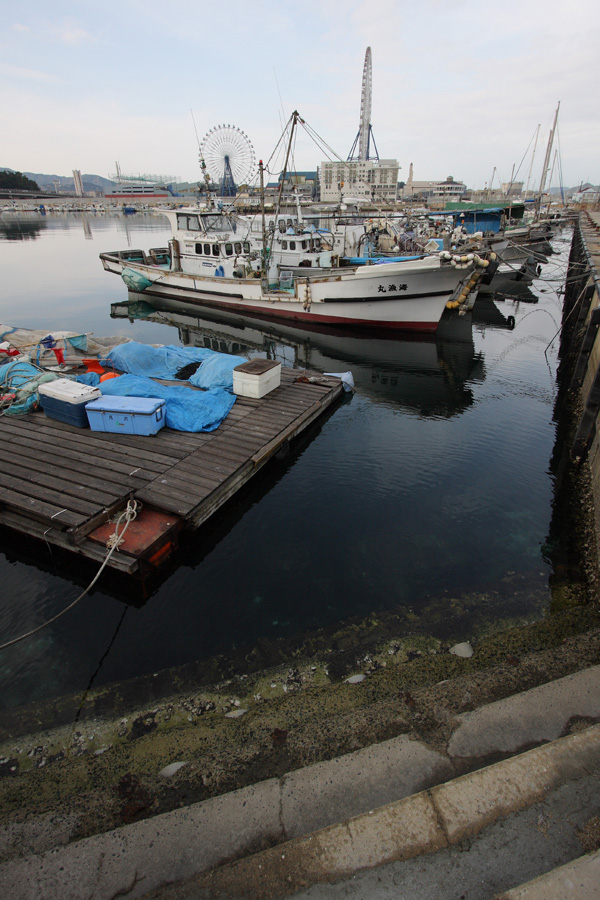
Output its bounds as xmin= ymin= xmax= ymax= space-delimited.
xmin=158 ymin=761 xmax=188 ymax=778
xmin=449 ymin=641 xmax=474 ymax=658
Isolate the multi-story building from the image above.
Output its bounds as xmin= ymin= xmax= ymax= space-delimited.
xmin=319 ymin=159 xmax=399 ymax=203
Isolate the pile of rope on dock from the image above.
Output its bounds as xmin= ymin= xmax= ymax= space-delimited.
xmin=0 ymin=359 xmax=62 ymax=416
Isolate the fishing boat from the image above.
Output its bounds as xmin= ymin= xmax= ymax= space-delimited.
xmin=100 ymin=207 xmax=491 ymax=332
xmin=100 ymin=113 xmax=491 ymax=332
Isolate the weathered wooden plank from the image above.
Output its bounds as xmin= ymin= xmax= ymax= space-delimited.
xmin=0 ymin=458 xmax=122 ymax=507
xmin=133 ymin=485 xmax=203 ymax=517
xmin=2 ymin=416 xmax=184 ymax=468
xmin=0 ymin=486 xmax=85 ymax=529
xmin=0 ymin=445 xmax=138 ymax=492
xmin=179 ymin=442 xmax=250 ymax=465
xmin=151 ymin=462 xmax=227 ymax=491
xmin=27 ymin=412 xmax=197 ymax=454
xmin=85 ymin=429 xmax=194 ymax=456
xmin=160 ymin=458 xmax=240 ymax=485
xmin=0 ymin=510 xmax=138 ymax=574
xmin=0 ymin=471 xmax=100 ymax=517
xmin=151 ymin=467 xmax=222 ymax=492
xmin=0 ymin=417 xmax=171 ymax=464
xmin=1 ymin=430 xmax=163 ymax=482
xmin=148 ymin=471 xmax=223 ymax=496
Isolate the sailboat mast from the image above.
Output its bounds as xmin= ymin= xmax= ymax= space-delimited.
xmin=525 ymin=124 xmax=540 ymax=199
xmin=536 ymin=102 xmax=560 ymax=216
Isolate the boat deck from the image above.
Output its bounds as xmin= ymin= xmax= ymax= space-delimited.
xmin=0 ymin=367 xmax=344 ymax=577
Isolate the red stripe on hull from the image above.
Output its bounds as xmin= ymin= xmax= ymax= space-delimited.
xmin=143 ymin=289 xmax=440 ymax=332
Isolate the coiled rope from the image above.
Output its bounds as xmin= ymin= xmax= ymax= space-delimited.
xmin=0 ymin=499 xmax=140 ymax=651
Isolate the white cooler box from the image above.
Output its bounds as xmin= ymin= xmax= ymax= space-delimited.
xmin=38 ymin=379 xmax=102 ymax=428
xmin=233 ymin=359 xmax=281 ymax=399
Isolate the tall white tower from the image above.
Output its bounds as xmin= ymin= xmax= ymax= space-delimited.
xmin=348 ymin=47 xmax=378 ymax=161
xmin=72 ymin=169 xmax=84 ymax=196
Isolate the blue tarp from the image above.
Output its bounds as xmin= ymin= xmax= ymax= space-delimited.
xmin=96 ymin=374 xmax=236 ymax=432
xmin=189 ymin=352 xmax=248 ymax=390
xmin=104 ymin=342 xmax=247 ymax=390
xmin=104 ymin=342 xmax=213 ymax=379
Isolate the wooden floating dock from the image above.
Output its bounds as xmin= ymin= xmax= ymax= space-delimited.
xmin=0 ymin=368 xmax=344 ymax=577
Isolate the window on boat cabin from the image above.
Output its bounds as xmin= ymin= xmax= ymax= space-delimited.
xmin=243 ymin=241 xmax=250 ymax=253
xmin=301 ymin=240 xmax=307 ymax=249
xmin=282 ymin=240 xmax=288 ymax=249
xmin=195 ymin=243 xmax=203 ymax=254
xmin=177 ymin=214 xmax=201 ymax=230
xmin=234 ymin=242 xmax=242 ymax=254
xmin=204 ymin=243 xmax=211 ymax=255
xmin=212 ymin=244 xmax=220 ymax=256
xmin=290 ymin=241 xmax=296 ymax=250
xmin=225 ymin=243 xmax=233 ymax=256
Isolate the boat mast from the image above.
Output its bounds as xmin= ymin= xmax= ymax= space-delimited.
xmin=259 ymin=159 xmax=268 ymax=290
xmin=266 ymin=110 xmax=302 ymax=278
xmin=274 ymin=110 xmax=301 ymax=221
xmin=525 ymin=124 xmax=540 ymax=199
xmin=536 ymin=102 xmax=560 ymax=218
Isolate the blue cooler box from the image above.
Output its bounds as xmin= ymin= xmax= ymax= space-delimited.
xmin=85 ymin=395 xmax=166 ymax=435
xmin=38 ymin=379 xmax=102 ymax=427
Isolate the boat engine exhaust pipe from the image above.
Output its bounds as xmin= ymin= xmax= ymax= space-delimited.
xmin=169 ymin=238 xmax=181 ymax=272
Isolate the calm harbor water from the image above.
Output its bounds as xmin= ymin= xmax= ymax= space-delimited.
xmin=0 ymin=210 xmax=575 ymax=713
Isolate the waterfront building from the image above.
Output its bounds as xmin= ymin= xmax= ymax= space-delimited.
xmin=319 ymin=159 xmax=399 ymax=203
xmin=277 ymin=171 xmax=319 ymax=200
xmin=402 ymin=174 xmax=467 ymax=202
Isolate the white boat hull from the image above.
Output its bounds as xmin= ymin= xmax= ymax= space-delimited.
xmin=100 ymin=254 xmax=472 ymax=332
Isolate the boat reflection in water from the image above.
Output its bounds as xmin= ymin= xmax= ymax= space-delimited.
xmin=110 ymin=293 xmax=511 ymax=420
xmin=0 ymin=216 xmax=47 ymax=242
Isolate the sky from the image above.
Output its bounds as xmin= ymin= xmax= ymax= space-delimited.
xmin=1 ymin=0 xmax=599 ymax=191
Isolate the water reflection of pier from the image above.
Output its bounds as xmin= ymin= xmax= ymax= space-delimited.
xmin=110 ymin=296 xmax=513 ymax=419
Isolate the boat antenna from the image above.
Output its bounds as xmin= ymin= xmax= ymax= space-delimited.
xmin=191 ymin=109 xmax=211 ymax=202
xmin=190 ymin=109 xmax=201 ymax=148
xmin=273 ymin=67 xmax=287 ymax=132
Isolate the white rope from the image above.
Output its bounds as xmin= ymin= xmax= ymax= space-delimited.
xmin=0 ymin=499 xmax=140 ymax=651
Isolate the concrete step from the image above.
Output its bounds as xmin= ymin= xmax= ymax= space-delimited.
xmin=494 ymin=850 xmax=600 ymax=899
xmin=1 ymin=667 xmax=599 ymax=900
xmin=140 ymin=724 xmax=600 ymax=900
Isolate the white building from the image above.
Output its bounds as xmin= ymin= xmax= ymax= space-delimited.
xmin=572 ymin=186 xmax=600 ymax=205
xmin=501 ymin=181 xmax=524 ymax=198
xmin=320 ymin=159 xmax=399 ymax=203
xmin=402 ymin=175 xmax=466 ymax=201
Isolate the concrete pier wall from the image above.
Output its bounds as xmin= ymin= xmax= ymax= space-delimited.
xmin=558 ymin=212 xmax=600 ymax=552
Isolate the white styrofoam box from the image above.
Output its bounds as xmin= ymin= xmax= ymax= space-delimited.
xmin=38 ymin=378 xmax=102 ymax=427
xmin=233 ymin=359 xmax=281 ymax=399
xmin=38 ymin=378 xmax=101 ymax=404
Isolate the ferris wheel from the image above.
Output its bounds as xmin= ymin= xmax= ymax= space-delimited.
xmin=199 ymin=124 xmax=256 ymax=195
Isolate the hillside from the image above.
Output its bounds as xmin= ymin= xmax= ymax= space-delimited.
xmin=0 ymin=167 xmax=115 ymax=193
